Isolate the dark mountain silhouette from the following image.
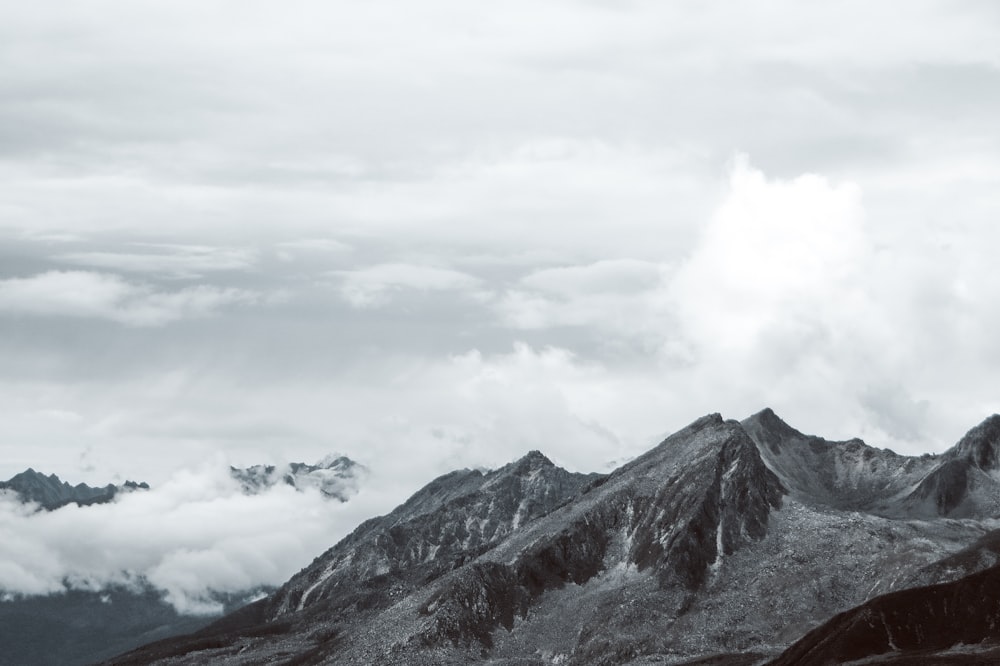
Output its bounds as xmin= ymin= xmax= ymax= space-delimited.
xmin=0 ymin=469 xmax=148 ymax=511
xmin=101 ymin=411 xmax=1000 ymax=665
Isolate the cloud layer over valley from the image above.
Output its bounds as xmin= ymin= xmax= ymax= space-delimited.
xmin=0 ymin=459 xmax=376 ymax=614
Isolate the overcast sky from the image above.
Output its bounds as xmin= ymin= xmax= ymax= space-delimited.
xmin=2 ymin=1 xmax=1000 ymax=497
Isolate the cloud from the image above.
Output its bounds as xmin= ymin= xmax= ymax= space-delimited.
xmin=0 ymin=271 xmax=258 ymax=326
xmin=333 ymin=263 xmax=485 ymax=308
xmin=275 ymin=238 xmax=352 ymax=262
xmin=671 ymin=154 xmax=870 ymax=353
xmin=494 ymin=259 xmax=677 ymax=357
xmin=57 ymin=244 xmax=258 ymax=278
xmin=497 ymin=259 xmax=669 ymax=329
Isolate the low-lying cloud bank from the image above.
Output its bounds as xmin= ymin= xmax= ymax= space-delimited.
xmin=0 ymin=458 xmax=384 ymax=615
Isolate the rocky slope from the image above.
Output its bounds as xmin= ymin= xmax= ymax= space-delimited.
xmin=104 ymin=411 xmax=1000 ymax=666
xmin=0 ymin=469 xmax=148 ymax=511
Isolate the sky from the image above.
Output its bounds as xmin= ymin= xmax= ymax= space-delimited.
xmin=2 ymin=2 xmax=1000 ymax=600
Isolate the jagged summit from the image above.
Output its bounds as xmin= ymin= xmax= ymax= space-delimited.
xmin=500 ymin=449 xmax=554 ymax=477
xmin=747 ymin=407 xmax=800 ymax=437
xmin=516 ymin=449 xmax=551 ymax=465
xmin=614 ymin=412 xmax=726 ymax=476
xmin=743 ymin=407 xmax=870 ymax=454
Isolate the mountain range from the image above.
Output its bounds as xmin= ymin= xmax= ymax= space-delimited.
xmin=101 ymin=410 xmax=1000 ymax=665
xmin=0 ymin=469 xmax=149 ymax=511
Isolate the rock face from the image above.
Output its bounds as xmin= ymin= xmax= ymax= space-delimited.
xmin=0 ymin=469 xmax=148 ymax=511
xmin=103 ymin=411 xmax=1000 ymax=666
xmin=230 ymin=455 xmax=366 ymax=502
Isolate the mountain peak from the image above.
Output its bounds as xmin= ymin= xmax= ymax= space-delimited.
xmin=744 ymin=407 xmax=801 ymax=437
xmin=695 ymin=412 xmax=724 ymax=427
xmin=513 ymin=449 xmax=553 ymax=468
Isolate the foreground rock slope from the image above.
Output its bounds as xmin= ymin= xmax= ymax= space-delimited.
xmin=105 ymin=411 xmax=1000 ymax=665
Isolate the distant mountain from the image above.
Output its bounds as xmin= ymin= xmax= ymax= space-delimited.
xmin=229 ymin=454 xmax=366 ymax=501
xmin=101 ymin=411 xmax=1000 ymax=665
xmin=0 ymin=469 xmax=148 ymax=511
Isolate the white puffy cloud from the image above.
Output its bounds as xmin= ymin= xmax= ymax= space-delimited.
xmin=0 ymin=271 xmax=258 ymax=326
xmin=671 ymin=155 xmax=871 ymax=352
